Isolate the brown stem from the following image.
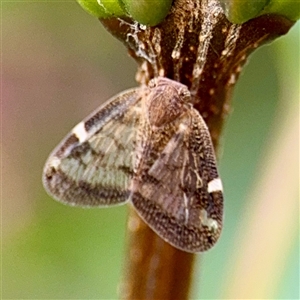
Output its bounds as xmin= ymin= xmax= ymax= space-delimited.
xmin=100 ymin=0 xmax=294 ymax=299
xmin=119 ymin=208 xmax=194 ymax=299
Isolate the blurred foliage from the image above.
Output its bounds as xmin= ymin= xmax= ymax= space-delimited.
xmin=2 ymin=2 xmax=299 ymax=299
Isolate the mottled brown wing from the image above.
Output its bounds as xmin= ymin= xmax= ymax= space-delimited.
xmin=130 ymin=108 xmax=223 ymax=252
xmin=43 ymin=88 xmax=142 ymax=207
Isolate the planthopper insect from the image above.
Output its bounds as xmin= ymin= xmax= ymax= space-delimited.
xmin=43 ymin=77 xmax=223 ymax=252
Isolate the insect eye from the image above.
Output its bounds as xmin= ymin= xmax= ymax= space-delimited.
xmin=148 ymin=78 xmax=157 ymax=88
xmin=179 ymin=88 xmax=191 ymax=101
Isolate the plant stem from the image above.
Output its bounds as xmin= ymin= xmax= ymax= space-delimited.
xmin=119 ymin=208 xmax=194 ymax=299
xmin=100 ymin=0 xmax=294 ymax=298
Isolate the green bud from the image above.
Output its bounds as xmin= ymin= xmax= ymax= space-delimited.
xmin=220 ymin=0 xmax=300 ymax=24
xmin=120 ymin=0 xmax=173 ymax=26
xmin=77 ymin=0 xmax=125 ymax=19
xmin=261 ymin=0 xmax=300 ymax=22
xmin=220 ymin=0 xmax=269 ymax=24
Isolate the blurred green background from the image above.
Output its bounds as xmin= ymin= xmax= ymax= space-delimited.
xmin=2 ymin=2 xmax=299 ymax=299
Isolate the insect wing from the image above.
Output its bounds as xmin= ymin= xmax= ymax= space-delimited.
xmin=130 ymin=108 xmax=223 ymax=252
xmin=43 ymin=88 xmax=142 ymax=207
